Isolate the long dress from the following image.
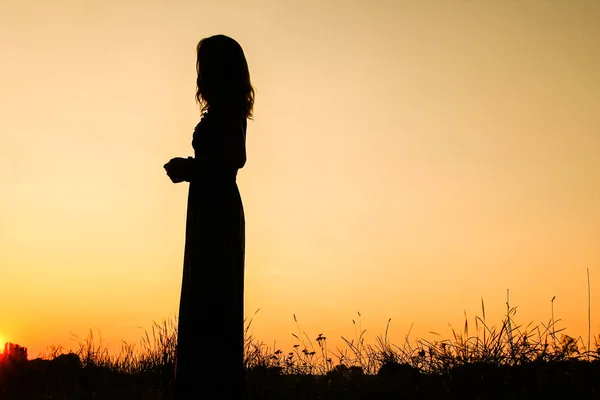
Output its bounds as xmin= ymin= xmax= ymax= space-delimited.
xmin=174 ymin=107 xmax=246 ymax=399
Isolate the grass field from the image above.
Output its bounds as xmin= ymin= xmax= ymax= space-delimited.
xmin=1 ymin=298 xmax=599 ymax=399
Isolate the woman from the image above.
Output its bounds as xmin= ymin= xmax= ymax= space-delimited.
xmin=164 ymin=34 xmax=254 ymax=399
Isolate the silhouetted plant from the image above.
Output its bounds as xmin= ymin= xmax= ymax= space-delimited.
xmin=3 ymin=298 xmax=600 ymax=399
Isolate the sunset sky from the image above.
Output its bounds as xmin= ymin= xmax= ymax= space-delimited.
xmin=1 ymin=0 xmax=599 ymax=359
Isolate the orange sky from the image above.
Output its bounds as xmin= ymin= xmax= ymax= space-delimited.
xmin=1 ymin=0 xmax=599 ymax=359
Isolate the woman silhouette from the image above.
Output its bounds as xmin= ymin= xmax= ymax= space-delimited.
xmin=164 ymin=34 xmax=254 ymax=399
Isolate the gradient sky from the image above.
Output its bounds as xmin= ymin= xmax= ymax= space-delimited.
xmin=1 ymin=0 xmax=599 ymax=359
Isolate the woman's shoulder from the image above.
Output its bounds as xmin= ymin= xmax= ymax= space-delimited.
xmin=193 ymin=110 xmax=211 ymax=129
xmin=194 ymin=107 xmax=246 ymax=135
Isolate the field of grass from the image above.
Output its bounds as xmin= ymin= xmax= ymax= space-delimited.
xmin=1 ymin=298 xmax=599 ymax=399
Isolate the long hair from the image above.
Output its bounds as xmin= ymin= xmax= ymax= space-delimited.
xmin=195 ymin=35 xmax=255 ymax=119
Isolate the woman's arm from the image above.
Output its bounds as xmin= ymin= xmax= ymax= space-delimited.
xmin=191 ymin=119 xmax=247 ymax=169
xmin=164 ymin=119 xmax=246 ymax=183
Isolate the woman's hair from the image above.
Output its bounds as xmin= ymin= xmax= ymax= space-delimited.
xmin=195 ymin=35 xmax=255 ymax=119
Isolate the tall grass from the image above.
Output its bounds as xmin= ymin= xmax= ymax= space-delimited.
xmin=47 ymin=296 xmax=599 ymax=378
xmin=3 ymin=297 xmax=598 ymax=399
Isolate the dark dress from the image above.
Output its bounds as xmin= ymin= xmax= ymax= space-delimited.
xmin=174 ymin=107 xmax=246 ymax=399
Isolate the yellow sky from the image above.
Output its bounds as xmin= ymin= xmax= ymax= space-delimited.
xmin=1 ymin=0 xmax=599 ymax=358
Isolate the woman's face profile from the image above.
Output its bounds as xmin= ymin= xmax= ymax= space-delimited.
xmin=197 ymin=53 xmax=222 ymax=100
xmin=194 ymin=34 xmax=254 ymax=118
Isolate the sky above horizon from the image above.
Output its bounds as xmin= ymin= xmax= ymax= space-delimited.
xmin=1 ymin=0 xmax=599 ymax=358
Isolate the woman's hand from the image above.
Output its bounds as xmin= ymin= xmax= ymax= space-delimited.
xmin=164 ymin=157 xmax=193 ymax=183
